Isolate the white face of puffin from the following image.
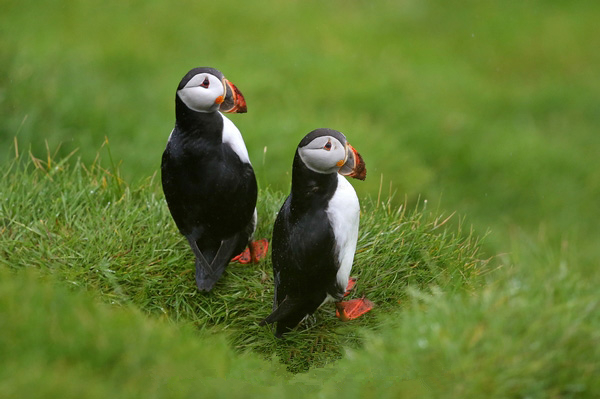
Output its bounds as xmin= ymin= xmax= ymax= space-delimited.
xmin=176 ymin=73 xmax=226 ymax=113
xmin=298 ymin=136 xmax=348 ymax=175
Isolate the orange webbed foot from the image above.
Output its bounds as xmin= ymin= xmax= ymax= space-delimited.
xmin=232 ymin=239 xmax=269 ymax=264
xmin=335 ymin=298 xmax=374 ymax=321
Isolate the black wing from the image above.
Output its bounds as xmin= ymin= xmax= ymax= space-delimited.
xmin=262 ymin=196 xmax=340 ymax=336
xmin=161 ymin=129 xmax=257 ymax=241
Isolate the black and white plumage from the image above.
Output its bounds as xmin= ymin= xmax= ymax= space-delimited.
xmin=161 ymin=67 xmax=256 ymax=292
xmin=261 ymin=128 xmax=371 ymax=337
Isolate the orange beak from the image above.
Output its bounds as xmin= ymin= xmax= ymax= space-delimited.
xmin=338 ymin=143 xmax=366 ymax=180
xmin=219 ymin=79 xmax=247 ymax=113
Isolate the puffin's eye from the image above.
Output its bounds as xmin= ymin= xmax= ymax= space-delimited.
xmin=200 ymin=77 xmax=210 ymax=88
xmin=323 ymin=141 xmax=332 ymax=151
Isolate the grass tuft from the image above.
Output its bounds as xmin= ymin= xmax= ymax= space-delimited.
xmin=2 ymin=150 xmax=598 ymax=395
xmin=1 ymin=150 xmax=486 ymax=372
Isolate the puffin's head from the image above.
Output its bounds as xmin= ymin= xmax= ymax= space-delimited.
xmin=297 ymin=128 xmax=366 ymax=180
xmin=176 ymin=67 xmax=247 ymax=114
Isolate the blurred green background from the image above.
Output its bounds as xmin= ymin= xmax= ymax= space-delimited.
xmin=2 ymin=0 xmax=599 ymax=262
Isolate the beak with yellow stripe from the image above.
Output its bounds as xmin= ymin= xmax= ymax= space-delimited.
xmin=219 ymin=78 xmax=247 ymax=113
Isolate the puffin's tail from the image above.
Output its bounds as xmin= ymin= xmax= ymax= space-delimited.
xmin=194 ymin=257 xmax=227 ymax=292
xmin=260 ymin=296 xmax=313 ymax=338
xmin=192 ymin=235 xmax=245 ymax=292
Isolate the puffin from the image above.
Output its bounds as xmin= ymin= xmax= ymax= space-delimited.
xmin=260 ymin=128 xmax=374 ymax=337
xmin=161 ymin=67 xmax=268 ymax=292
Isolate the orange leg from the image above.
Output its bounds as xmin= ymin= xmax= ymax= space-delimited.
xmin=335 ymin=298 xmax=374 ymax=321
xmin=344 ymin=277 xmax=357 ymax=297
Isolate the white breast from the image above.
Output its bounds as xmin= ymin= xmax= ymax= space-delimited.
xmin=220 ymin=113 xmax=251 ymax=164
xmin=326 ymin=174 xmax=360 ymax=292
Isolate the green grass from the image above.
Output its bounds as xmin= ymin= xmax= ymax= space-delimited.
xmin=1 ymin=152 xmax=487 ymax=372
xmin=302 ymin=255 xmax=600 ymax=397
xmin=0 ymin=269 xmax=286 ymax=399
xmin=2 ymin=154 xmax=597 ymax=396
xmin=2 ymin=0 xmax=600 ymax=395
xmin=1 ymin=154 xmax=598 ymax=396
